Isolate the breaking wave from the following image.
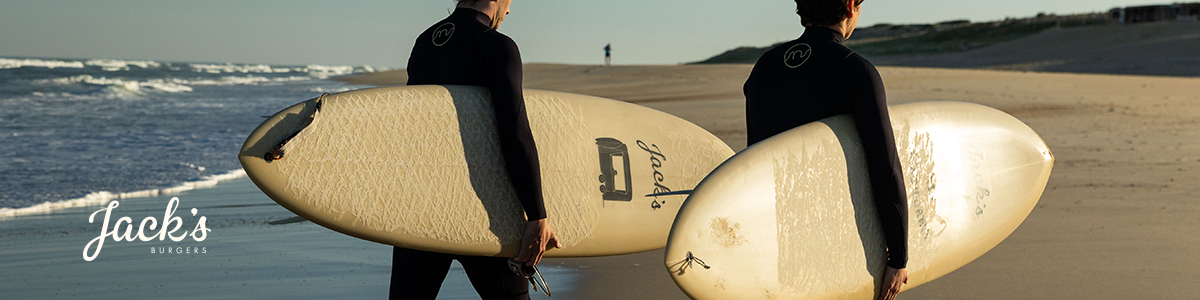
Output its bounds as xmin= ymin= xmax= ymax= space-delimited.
xmin=2 ymin=57 xmax=380 ymax=78
xmin=0 ymin=169 xmax=247 ymax=219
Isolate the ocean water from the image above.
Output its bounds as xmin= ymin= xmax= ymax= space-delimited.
xmin=0 ymin=56 xmax=371 ymax=216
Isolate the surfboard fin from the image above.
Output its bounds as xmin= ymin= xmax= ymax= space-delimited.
xmin=268 ymin=216 xmax=309 ymax=225
xmin=645 ymin=190 xmax=693 ymax=197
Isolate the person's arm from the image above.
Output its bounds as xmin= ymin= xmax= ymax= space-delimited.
xmin=486 ymin=35 xmax=560 ymax=266
xmin=846 ymin=54 xmax=907 ymax=268
xmin=743 ymin=62 xmax=767 ymax=146
xmin=845 ymin=55 xmax=909 ymax=299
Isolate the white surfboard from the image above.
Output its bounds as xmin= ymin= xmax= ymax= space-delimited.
xmin=665 ymin=101 xmax=1053 ymax=299
xmin=239 ymin=85 xmax=733 ymax=257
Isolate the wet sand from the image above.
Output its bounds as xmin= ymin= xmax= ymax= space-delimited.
xmin=340 ymin=64 xmax=1200 ymax=299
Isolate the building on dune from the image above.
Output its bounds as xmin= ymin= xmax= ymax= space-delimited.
xmin=1110 ymin=3 xmax=1200 ymax=24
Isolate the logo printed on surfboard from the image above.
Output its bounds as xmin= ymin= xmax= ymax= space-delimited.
xmin=783 ymin=43 xmax=813 ymax=69
xmin=637 ymin=140 xmax=670 ymax=210
xmin=596 ymin=138 xmax=632 ymax=202
xmin=432 ymin=22 xmax=456 ymax=47
xmin=597 ymin=138 xmax=675 ymax=210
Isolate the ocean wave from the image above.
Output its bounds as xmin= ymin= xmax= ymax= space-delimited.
xmin=28 ymin=75 xmax=322 ymax=96
xmin=37 ymin=75 xmax=194 ymax=93
xmin=0 ymin=169 xmax=247 ymax=219
xmin=0 ymin=58 xmax=86 ymax=69
xmin=189 ymin=63 xmax=293 ymax=74
xmin=84 ymin=59 xmax=163 ymax=71
xmin=303 ymin=64 xmax=358 ymax=79
xmin=185 ymin=63 xmax=375 ymax=78
xmin=1 ymin=58 xmax=167 ymax=71
xmin=180 ymin=75 xmax=314 ymax=86
xmin=3 ymin=57 xmax=379 ymax=79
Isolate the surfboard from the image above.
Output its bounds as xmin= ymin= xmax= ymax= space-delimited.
xmin=664 ymin=101 xmax=1053 ymax=299
xmin=239 ymin=85 xmax=734 ymax=257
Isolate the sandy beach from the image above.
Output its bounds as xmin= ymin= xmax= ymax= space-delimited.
xmin=339 ymin=63 xmax=1200 ymax=299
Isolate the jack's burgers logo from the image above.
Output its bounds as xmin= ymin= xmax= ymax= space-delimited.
xmin=82 ymin=197 xmax=211 ymax=261
xmin=784 ymin=43 xmax=813 ymax=69
xmin=432 ymin=22 xmax=456 ymax=47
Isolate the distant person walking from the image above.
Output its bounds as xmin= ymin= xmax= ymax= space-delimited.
xmin=604 ymin=43 xmax=612 ymax=66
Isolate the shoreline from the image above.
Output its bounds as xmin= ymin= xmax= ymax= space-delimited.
xmin=0 ymin=169 xmax=248 ymax=219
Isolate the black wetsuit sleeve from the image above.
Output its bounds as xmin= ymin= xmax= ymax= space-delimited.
xmin=846 ymin=55 xmax=908 ymax=269
xmin=742 ymin=68 xmax=762 ymax=146
xmin=487 ymin=36 xmax=547 ymax=221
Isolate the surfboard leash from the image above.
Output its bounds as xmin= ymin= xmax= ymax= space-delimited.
xmin=507 ymin=258 xmax=552 ymax=297
xmin=685 ymin=251 xmax=711 ymax=270
xmin=265 ymin=93 xmax=327 ymax=162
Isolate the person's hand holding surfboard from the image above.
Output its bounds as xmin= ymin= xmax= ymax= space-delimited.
xmin=515 ymin=218 xmax=562 ymax=266
xmin=879 ymin=266 xmax=908 ymax=300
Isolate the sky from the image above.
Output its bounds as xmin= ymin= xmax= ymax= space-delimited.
xmin=0 ymin=0 xmax=1172 ymax=68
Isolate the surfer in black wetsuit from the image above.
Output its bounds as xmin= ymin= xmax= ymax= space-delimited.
xmin=393 ymin=1 xmax=560 ymax=299
xmin=743 ymin=1 xmax=909 ymax=299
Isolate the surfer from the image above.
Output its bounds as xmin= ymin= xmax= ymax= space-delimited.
xmin=395 ymin=1 xmax=560 ymax=299
xmin=743 ymin=1 xmax=909 ymax=299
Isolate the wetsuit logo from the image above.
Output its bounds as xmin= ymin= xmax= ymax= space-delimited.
xmin=783 ymin=43 xmax=813 ymax=69
xmin=432 ymin=22 xmax=456 ymax=47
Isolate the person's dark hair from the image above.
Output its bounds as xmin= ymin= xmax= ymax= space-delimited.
xmin=795 ymin=0 xmax=863 ymax=27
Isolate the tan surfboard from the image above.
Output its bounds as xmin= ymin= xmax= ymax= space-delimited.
xmin=665 ymin=101 xmax=1054 ymax=299
xmin=239 ymin=85 xmax=733 ymax=257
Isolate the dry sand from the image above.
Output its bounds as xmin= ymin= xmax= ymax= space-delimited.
xmin=870 ymin=21 xmax=1200 ymax=77
xmin=338 ymin=64 xmax=1200 ymax=299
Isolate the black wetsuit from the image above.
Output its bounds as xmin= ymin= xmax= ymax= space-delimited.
xmin=744 ymin=27 xmax=909 ymax=269
xmin=390 ymin=8 xmax=542 ymax=300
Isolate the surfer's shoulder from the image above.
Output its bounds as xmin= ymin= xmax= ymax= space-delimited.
xmin=824 ymin=41 xmax=856 ymax=61
xmin=478 ymin=30 xmax=521 ymax=57
xmin=840 ymin=51 xmax=879 ymax=77
xmin=479 ymin=29 xmax=516 ymax=44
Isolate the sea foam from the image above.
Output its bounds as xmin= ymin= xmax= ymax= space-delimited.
xmin=189 ymin=63 xmax=292 ymax=74
xmin=0 ymin=58 xmax=86 ymax=69
xmin=185 ymin=63 xmax=372 ymax=78
xmin=40 ymin=75 xmax=194 ymax=93
xmin=3 ymin=57 xmax=381 ymax=77
xmin=0 ymin=169 xmax=247 ymax=219
xmin=180 ymin=75 xmax=314 ymax=86
xmin=31 ymin=74 xmax=321 ymax=95
xmin=303 ymin=64 xmax=357 ymax=79
xmin=84 ymin=59 xmax=163 ymax=71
